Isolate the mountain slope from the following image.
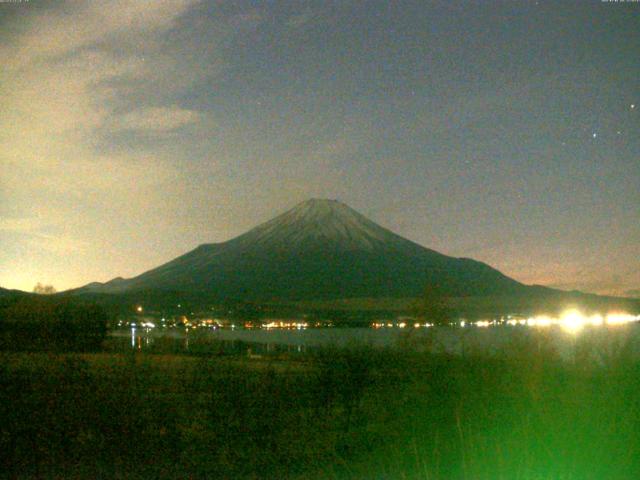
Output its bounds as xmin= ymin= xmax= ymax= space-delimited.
xmin=76 ymin=199 xmax=527 ymax=300
xmin=0 ymin=287 xmax=29 ymax=297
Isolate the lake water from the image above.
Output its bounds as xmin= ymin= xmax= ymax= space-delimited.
xmin=112 ymin=322 xmax=640 ymax=361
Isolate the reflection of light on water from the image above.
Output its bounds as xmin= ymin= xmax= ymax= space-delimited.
xmin=131 ymin=327 xmax=136 ymax=348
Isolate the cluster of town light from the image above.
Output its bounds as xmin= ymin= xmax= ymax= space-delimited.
xmin=370 ymin=310 xmax=640 ymax=332
xmin=127 ymin=304 xmax=638 ymax=332
xmin=372 ymin=322 xmax=434 ymax=329
xmin=515 ymin=310 xmax=640 ymax=333
xmin=478 ymin=310 xmax=640 ymax=332
xmin=263 ymin=321 xmax=309 ymax=329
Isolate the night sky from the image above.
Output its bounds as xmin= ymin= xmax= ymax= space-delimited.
xmin=0 ymin=1 xmax=638 ymax=296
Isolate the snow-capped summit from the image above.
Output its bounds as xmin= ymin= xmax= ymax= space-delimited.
xmin=236 ymin=198 xmax=402 ymax=250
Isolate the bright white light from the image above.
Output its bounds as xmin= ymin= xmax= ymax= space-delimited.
xmin=587 ymin=314 xmax=604 ymax=326
xmin=606 ymin=313 xmax=640 ymax=325
xmin=526 ymin=316 xmax=552 ymax=327
xmin=560 ymin=310 xmax=584 ymax=333
xmin=475 ymin=320 xmax=490 ymax=328
xmin=555 ymin=310 xmax=638 ymax=333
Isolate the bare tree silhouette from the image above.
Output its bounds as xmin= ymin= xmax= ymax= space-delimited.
xmin=33 ymin=283 xmax=57 ymax=295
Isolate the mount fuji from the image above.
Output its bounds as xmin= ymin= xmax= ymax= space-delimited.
xmin=77 ymin=199 xmax=529 ymax=301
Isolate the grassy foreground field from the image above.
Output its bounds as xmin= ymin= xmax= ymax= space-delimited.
xmin=2 ymin=333 xmax=640 ymax=479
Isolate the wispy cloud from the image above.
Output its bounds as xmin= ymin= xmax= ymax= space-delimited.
xmin=0 ymin=0 xmax=258 ymax=290
xmin=110 ymin=106 xmax=202 ymax=132
xmin=2 ymin=0 xmax=199 ymax=69
xmin=0 ymin=216 xmax=87 ymax=255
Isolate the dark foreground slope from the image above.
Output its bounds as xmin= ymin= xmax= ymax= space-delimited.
xmin=77 ymin=199 xmax=526 ymax=301
xmin=4 ymin=341 xmax=640 ymax=479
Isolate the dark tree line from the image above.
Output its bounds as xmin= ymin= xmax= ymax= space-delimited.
xmin=0 ymin=296 xmax=107 ymax=352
